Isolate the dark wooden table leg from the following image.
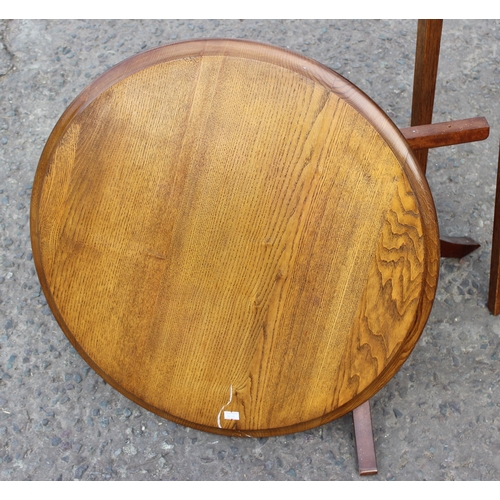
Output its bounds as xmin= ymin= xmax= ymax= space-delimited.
xmin=489 ymin=148 xmax=500 ymax=315
xmin=411 ymin=19 xmax=443 ymax=175
xmin=409 ymin=22 xmax=484 ymax=260
xmin=352 ymin=400 xmax=378 ymax=476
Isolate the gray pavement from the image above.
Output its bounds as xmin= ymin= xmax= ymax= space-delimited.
xmin=1 ymin=19 xmax=500 ymax=481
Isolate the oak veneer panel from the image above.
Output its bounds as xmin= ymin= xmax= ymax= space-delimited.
xmin=31 ymin=39 xmax=439 ymax=436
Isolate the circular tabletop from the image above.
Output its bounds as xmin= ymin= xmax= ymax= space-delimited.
xmin=31 ymin=39 xmax=439 ymax=437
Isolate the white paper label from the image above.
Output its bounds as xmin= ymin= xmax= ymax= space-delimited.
xmin=224 ymin=411 xmax=240 ymax=420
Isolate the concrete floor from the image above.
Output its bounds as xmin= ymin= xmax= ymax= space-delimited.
xmin=1 ymin=19 xmax=500 ymax=480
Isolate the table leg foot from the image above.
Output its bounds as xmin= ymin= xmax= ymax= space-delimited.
xmin=352 ymin=400 xmax=378 ymax=476
xmin=440 ymin=236 xmax=480 ymax=259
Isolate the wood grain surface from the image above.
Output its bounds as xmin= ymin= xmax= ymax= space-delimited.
xmin=31 ymin=39 xmax=440 ymax=436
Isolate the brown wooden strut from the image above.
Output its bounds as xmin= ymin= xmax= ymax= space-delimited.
xmin=401 ymin=117 xmax=489 ymax=151
xmin=411 ymin=19 xmax=443 ymax=175
xmin=352 ymin=401 xmax=378 ymax=476
xmin=488 ymin=146 xmax=500 ymax=315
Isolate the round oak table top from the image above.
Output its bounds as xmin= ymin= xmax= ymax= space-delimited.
xmin=31 ymin=39 xmax=440 ymax=437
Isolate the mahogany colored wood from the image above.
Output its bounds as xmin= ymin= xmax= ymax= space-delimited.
xmin=440 ymin=236 xmax=481 ymax=259
xmin=488 ymin=148 xmax=500 ymax=315
xmin=399 ymin=118 xmax=488 ymax=261
xmin=411 ymin=19 xmax=443 ymax=174
xmin=352 ymin=400 xmax=378 ymax=476
xmin=31 ymin=39 xmax=440 ymax=437
xmin=408 ymin=20 xmax=486 ymax=262
xmin=401 ymin=117 xmax=489 ymax=151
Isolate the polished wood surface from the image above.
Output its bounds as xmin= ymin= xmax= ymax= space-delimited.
xmin=411 ymin=19 xmax=443 ymax=174
xmin=440 ymin=236 xmax=481 ymax=259
xmin=31 ymin=39 xmax=439 ymax=436
xmin=401 ymin=117 xmax=489 ymax=151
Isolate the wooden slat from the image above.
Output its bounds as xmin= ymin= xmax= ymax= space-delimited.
xmin=401 ymin=117 xmax=489 ymax=151
xmin=411 ymin=19 xmax=443 ymax=173
xmin=489 ymin=147 xmax=500 ymax=315
xmin=352 ymin=400 xmax=378 ymax=476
